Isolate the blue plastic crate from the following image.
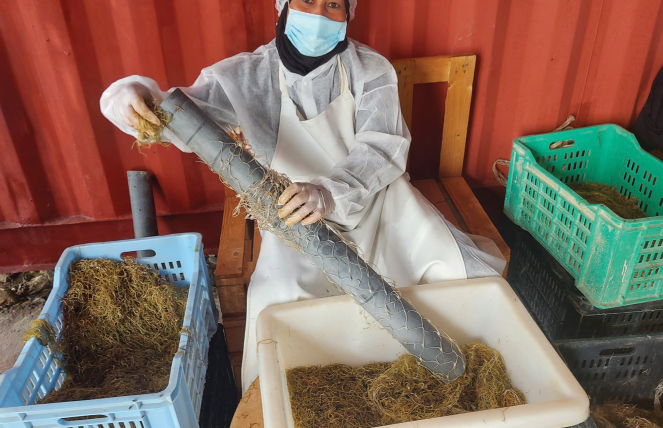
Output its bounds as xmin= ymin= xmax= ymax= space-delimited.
xmin=0 ymin=233 xmax=218 ymax=428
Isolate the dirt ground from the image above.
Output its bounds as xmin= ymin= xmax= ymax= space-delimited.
xmin=0 ymin=257 xmax=220 ymax=376
xmin=0 ymin=302 xmax=48 ymax=373
xmin=0 ymin=271 xmax=53 ymax=374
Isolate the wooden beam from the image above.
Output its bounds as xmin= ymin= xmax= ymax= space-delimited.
xmin=439 ymin=55 xmax=476 ymax=179
xmin=392 ymin=59 xmax=415 ymax=172
xmin=244 ymin=222 xmax=262 ymax=285
xmin=441 ymin=177 xmax=510 ymax=263
xmin=217 ymin=282 xmax=246 ymax=316
xmin=216 ymin=189 xmax=247 ymax=280
xmin=228 ymin=351 xmax=244 ymax=393
xmin=411 ymin=179 xmax=463 ymax=231
xmin=392 ymin=59 xmax=415 ymax=133
xmin=413 ymin=56 xmax=451 ymax=84
xmin=223 ymin=315 xmax=246 ymax=354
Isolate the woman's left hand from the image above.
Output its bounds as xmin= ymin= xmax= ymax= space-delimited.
xmin=278 ymin=183 xmax=335 ymax=226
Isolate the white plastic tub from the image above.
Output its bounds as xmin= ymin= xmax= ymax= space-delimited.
xmin=257 ymin=277 xmax=590 ymax=428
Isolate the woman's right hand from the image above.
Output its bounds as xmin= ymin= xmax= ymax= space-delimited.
xmin=114 ymin=83 xmax=162 ymax=131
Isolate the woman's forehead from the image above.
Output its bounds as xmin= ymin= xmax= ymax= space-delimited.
xmin=275 ymin=0 xmax=358 ymax=20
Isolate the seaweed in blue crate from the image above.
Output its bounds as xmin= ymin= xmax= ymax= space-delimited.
xmin=23 ymin=258 xmax=187 ymax=403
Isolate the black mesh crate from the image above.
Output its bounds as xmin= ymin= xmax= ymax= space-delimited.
xmin=507 ymin=226 xmax=663 ymax=340
xmin=555 ymin=333 xmax=663 ymax=407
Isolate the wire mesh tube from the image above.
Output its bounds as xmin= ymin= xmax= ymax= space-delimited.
xmin=159 ymin=89 xmax=466 ymax=382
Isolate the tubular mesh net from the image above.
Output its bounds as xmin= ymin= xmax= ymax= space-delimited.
xmin=158 ymin=90 xmax=466 ymax=382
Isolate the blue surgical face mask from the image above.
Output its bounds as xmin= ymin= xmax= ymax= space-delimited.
xmin=285 ymin=9 xmax=347 ymax=58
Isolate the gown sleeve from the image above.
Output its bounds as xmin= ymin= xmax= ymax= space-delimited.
xmin=99 ymin=69 xmax=238 ymax=153
xmin=310 ymin=55 xmax=411 ymax=222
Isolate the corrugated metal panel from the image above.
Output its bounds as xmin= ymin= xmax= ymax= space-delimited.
xmin=1 ymin=0 xmax=662 ymax=271
xmin=0 ymin=0 xmax=276 ymax=271
xmin=353 ymin=0 xmax=663 ymax=187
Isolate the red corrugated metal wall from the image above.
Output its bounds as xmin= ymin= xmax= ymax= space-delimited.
xmin=1 ymin=0 xmax=662 ymax=272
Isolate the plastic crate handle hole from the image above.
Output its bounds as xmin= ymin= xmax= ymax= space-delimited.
xmin=120 ymin=250 xmax=156 ymax=259
xmin=550 ymin=140 xmax=575 ymax=150
xmin=599 ymin=347 xmax=635 ymax=357
xmin=58 ymin=414 xmax=111 ymax=426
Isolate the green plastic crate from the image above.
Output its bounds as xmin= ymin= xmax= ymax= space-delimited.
xmin=504 ymin=124 xmax=663 ymax=309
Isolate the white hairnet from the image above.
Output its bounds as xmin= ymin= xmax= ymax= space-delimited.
xmin=276 ymin=0 xmax=357 ymax=21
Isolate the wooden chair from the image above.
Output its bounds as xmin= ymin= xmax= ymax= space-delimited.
xmin=216 ymin=54 xmax=510 ymax=393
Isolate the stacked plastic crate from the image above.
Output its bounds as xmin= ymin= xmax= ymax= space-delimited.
xmin=504 ymin=125 xmax=663 ymax=409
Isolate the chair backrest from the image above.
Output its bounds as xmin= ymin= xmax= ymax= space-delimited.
xmin=391 ymin=55 xmax=476 ymax=180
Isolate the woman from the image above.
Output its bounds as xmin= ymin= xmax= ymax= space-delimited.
xmin=101 ymin=0 xmax=506 ymax=392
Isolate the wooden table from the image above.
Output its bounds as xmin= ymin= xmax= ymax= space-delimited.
xmin=229 ymin=378 xmax=264 ymax=428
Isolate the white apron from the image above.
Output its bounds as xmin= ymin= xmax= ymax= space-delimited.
xmin=241 ymin=56 xmax=485 ymax=391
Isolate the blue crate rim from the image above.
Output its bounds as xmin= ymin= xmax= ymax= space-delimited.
xmin=54 ymin=232 xmax=203 ymax=259
xmin=512 ymin=124 xmax=663 ymax=228
xmin=1 ymin=232 xmax=204 ymax=412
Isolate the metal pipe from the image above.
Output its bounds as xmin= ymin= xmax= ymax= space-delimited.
xmin=127 ymin=171 xmax=158 ymax=258
xmin=159 ymin=89 xmax=466 ymax=382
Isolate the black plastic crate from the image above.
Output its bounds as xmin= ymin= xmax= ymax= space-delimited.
xmin=507 ymin=226 xmax=663 ymax=340
xmin=568 ymin=419 xmax=597 ymax=428
xmin=556 ymin=333 xmax=663 ymax=407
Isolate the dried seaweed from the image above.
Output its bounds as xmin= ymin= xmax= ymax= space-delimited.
xmin=286 ymin=343 xmax=526 ymax=428
xmin=571 ymin=183 xmax=646 ymax=219
xmin=591 ymin=380 xmax=663 ymax=428
xmin=592 ymin=403 xmax=663 ymax=428
xmin=287 ymin=362 xmax=391 ymax=428
xmin=23 ymin=318 xmax=61 ymax=357
xmin=132 ymin=99 xmax=172 ymax=154
xmin=23 ymin=258 xmax=187 ymax=403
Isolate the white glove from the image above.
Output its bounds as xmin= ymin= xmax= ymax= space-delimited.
xmin=278 ymin=182 xmax=335 ymax=226
xmin=105 ymin=83 xmax=162 ymax=135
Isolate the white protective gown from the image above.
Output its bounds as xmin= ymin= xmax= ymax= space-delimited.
xmin=100 ymin=39 xmax=506 ymax=392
